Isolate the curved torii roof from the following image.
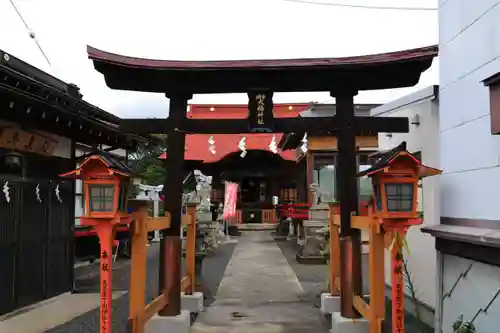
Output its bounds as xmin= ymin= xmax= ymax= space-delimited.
xmin=87 ymin=45 xmax=438 ymax=94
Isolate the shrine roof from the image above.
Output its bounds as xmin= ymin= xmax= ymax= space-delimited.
xmin=97 ymin=151 xmax=137 ymax=175
xmin=357 ymin=141 xmax=441 ymax=178
xmin=187 ymin=103 xmax=310 ymax=119
xmin=0 ymin=48 xmax=152 ymax=149
xmin=61 ymin=152 xmax=136 ymax=178
xmin=87 ymin=45 xmax=438 ymax=94
xmin=160 ymin=103 xmax=311 ymax=162
xmin=358 ymin=141 xmax=411 ymax=177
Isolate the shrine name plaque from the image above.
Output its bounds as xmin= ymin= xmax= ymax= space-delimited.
xmin=247 ymin=91 xmax=274 ymax=132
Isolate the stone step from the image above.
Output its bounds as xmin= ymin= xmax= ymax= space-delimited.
xmin=237 ymin=223 xmax=277 ymax=231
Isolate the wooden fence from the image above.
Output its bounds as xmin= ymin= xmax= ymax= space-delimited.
xmin=328 ymin=203 xmax=386 ymax=333
xmin=128 ymin=203 xmax=197 ymax=333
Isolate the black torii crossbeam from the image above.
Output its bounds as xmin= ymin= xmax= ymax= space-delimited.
xmin=119 ymin=115 xmax=408 ymax=135
xmin=86 ymin=44 xmax=438 ymax=320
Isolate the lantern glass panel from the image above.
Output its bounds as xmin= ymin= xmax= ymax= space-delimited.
xmin=373 ymin=183 xmax=382 ymax=211
xmin=89 ymin=184 xmax=115 ymax=212
xmin=385 ymin=183 xmax=414 ymax=212
xmin=118 ymin=182 xmax=129 ymax=211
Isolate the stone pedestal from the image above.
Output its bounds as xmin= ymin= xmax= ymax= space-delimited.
xmin=320 ymin=293 xmax=340 ymax=314
xmin=181 ymin=292 xmax=204 ymax=313
xmin=331 ymin=312 xmax=369 ymax=333
xmin=145 ymin=310 xmax=190 ymax=333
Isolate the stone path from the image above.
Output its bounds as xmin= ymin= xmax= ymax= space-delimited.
xmin=191 ymin=231 xmax=329 ymax=333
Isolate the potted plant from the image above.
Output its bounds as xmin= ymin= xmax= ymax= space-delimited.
xmin=453 ymin=315 xmax=476 ymax=333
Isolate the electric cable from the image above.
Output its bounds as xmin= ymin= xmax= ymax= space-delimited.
xmin=280 ymin=0 xmax=436 ymax=11
xmin=8 ymin=0 xmax=52 ymax=67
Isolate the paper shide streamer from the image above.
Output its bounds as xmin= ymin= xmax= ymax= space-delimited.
xmin=3 ymin=181 xmax=11 ymax=203
xmin=208 ymin=136 xmax=216 ymax=155
xmin=35 ymin=184 xmax=42 ymax=203
xmin=269 ymin=135 xmax=278 ymax=154
xmin=238 ymin=136 xmax=247 ymax=158
xmin=55 ymin=184 xmax=63 ymax=203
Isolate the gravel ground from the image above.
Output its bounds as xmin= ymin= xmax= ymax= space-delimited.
xmin=44 ymin=241 xmax=237 ymax=333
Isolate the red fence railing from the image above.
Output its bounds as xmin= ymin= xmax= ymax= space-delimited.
xmin=277 ymin=201 xmax=370 ymax=220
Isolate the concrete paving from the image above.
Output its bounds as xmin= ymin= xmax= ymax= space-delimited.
xmin=0 ymin=291 xmax=126 ymax=333
xmin=191 ymin=231 xmax=329 ymax=333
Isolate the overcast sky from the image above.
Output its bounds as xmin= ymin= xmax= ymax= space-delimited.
xmin=1 ymin=0 xmax=438 ymax=118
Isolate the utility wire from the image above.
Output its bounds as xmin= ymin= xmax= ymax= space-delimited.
xmin=8 ymin=0 xmax=52 ymax=67
xmin=281 ymin=0 xmax=437 ymax=11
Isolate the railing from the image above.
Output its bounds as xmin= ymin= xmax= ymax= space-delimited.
xmin=261 ymin=209 xmax=277 ymax=223
xmin=328 ymin=203 xmax=386 ymax=333
xmin=128 ymin=203 xmax=197 ymax=333
xmin=278 ymin=203 xmax=312 ymax=219
xmin=226 ymin=209 xmax=242 ymax=224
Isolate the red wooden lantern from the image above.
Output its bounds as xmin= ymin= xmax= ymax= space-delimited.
xmin=60 ymin=154 xmax=134 ymax=219
xmin=360 ymin=142 xmax=441 ymax=333
xmin=359 ymin=141 xmax=441 ymax=221
xmin=60 ymin=153 xmax=134 ymax=333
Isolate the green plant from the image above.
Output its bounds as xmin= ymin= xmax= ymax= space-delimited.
xmin=402 ymin=259 xmax=428 ymax=332
xmin=128 ymin=137 xmax=168 ymax=186
xmin=452 ymin=315 xmax=476 ymax=333
xmin=403 ymin=261 xmax=477 ymax=333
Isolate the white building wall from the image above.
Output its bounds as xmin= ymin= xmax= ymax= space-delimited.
xmin=438 ymin=1 xmax=500 ymax=332
xmin=371 ymin=86 xmax=440 ymax=312
xmin=439 ymin=0 xmax=500 ymax=219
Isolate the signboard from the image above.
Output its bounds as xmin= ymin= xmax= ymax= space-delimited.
xmin=247 ymin=91 xmax=274 ymax=132
xmin=0 ymin=126 xmax=58 ymax=156
xmin=223 ymin=182 xmax=239 ymax=219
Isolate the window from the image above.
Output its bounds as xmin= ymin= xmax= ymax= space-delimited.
xmin=482 ymin=72 xmax=500 ymax=134
xmin=385 ymin=183 xmax=414 ymax=212
xmin=89 ymin=184 xmax=115 ymax=212
xmin=358 ymin=154 xmax=373 ymax=202
xmin=312 ymin=153 xmax=336 ymax=203
xmin=373 ymin=183 xmax=382 ymax=211
xmin=118 ymin=183 xmax=130 ymax=211
xmin=75 ymin=179 xmax=84 ymax=224
xmin=412 ymin=151 xmax=424 ymax=214
xmin=312 ymin=152 xmax=374 ymax=204
xmin=280 ymin=188 xmax=297 ymax=202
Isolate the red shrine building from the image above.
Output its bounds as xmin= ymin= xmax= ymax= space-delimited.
xmin=161 ymin=103 xmax=380 ymax=223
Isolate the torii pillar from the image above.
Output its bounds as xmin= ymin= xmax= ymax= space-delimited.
xmin=159 ymin=93 xmax=192 ymax=316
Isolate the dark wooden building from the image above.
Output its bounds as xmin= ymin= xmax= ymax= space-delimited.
xmin=0 ymin=49 xmax=149 ymax=315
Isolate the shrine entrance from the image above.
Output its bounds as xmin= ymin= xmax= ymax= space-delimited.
xmin=207 ymin=148 xmax=299 ymax=224
xmin=87 ymin=44 xmax=437 ymax=324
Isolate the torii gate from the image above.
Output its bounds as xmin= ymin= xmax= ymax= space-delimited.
xmin=135 ymin=184 xmax=164 ymax=241
xmin=86 ymin=45 xmax=437 ymax=320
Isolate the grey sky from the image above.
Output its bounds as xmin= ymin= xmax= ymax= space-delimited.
xmin=1 ymin=0 xmax=438 ymax=118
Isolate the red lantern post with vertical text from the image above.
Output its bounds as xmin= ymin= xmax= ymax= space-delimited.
xmin=60 ymin=154 xmax=134 ymax=333
xmin=359 ymin=142 xmax=441 ymax=333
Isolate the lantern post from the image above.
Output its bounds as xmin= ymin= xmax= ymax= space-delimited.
xmin=359 ymin=142 xmax=441 ymax=333
xmin=60 ymin=154 xmax=134 ymax=333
